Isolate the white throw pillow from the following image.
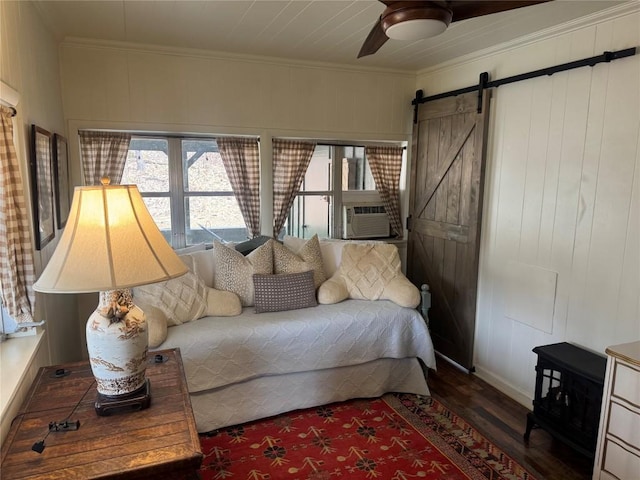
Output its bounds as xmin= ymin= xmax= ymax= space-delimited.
xmin=133 ymin=254 xmax=242 ymax=328
xmin=283 ymin=236 xmax=384 ymax=278
xmin=317 ymin=243 xmax=420 ymax=308
xmin=133 ymin=271 xmax=208 ymax=327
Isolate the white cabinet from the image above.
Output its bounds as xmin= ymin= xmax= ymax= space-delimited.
xmin=593 ymin=341 xmax=640 ymax=480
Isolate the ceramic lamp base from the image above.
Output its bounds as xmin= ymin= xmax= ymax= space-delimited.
xmin=86 ymin=290 xmax=149 ymax=396
xmin=95 ymin=378 xmax=151 ymax=416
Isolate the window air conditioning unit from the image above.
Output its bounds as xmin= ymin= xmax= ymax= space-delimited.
xmin=343 ymin=204 xmax=390 ymax=239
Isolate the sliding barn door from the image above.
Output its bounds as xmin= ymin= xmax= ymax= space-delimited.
xmin=408 ymin=91 xmax=490 ymax=371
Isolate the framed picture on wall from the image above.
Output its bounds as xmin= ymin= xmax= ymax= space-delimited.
xmin=53 ymin=134 xmax=70 ymax=229
xmin=30 ymin=125 xmax=55 ymax=250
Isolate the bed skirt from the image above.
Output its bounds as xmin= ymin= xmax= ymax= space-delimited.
xmin=193 ymin=357 xmax=430 ymax=433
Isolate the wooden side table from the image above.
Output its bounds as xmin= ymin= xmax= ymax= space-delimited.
xmin=1 ymin=348 xmax=202 ymax=479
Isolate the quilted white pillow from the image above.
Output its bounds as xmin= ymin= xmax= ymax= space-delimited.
xmin=283 ymin=236 xmax=384 ymax=277
xmin=318 ymin=243 xmax=420 ymax=308
xmin=133 ymin=261 xmax=242 ymax=328
xmin=133 ymin=271 xmax=208 ymax=327
xmin=213 ymin=240 xmax=274 ymax=306
xmin=273 ymin=234 xmax=327 ymax=288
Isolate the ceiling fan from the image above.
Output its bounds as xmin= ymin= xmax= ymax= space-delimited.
xmin=358 ymin=1 xmax=552 ymax=58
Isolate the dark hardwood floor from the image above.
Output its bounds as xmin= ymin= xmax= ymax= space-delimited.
xmin=427 ymin=357 xmax=594 ymax=480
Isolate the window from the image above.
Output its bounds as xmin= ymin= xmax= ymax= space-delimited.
xmin=121 ymin=136 xmax=248 ymax=248
xmin=286 ymin=144 xmax=382 ymax=240
xmin=340 ymin=146 xmax=376 ymax=192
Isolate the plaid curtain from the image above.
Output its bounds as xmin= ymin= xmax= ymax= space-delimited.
xmin=78 ymin=131 xmax=131 ymax=185
xmin=217 ymin=137 xmax=261 ymax=238
xmin=365 ymin=145 xmax=404 ymax=237
xmin=272 ymin=139 xmax=316 ymax=237
xmin=0 ymin=106 xmax=35 ymax=323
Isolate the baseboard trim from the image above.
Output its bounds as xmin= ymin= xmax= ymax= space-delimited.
xmin=472 ymin=365 xmax=533 ymax=410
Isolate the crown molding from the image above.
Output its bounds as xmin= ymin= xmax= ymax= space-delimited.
xmin=59 ymin=37 xmax=416 ymax=78
xmin=416 ymin=1 xmax=640 ymax=77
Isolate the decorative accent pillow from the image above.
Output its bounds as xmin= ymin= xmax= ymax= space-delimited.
xmin=253 ymin=270 xmax=318 ymax=313
xmin=213 ymin=240 xmax=273 ymax=306
xmin=283 ymin=235 xmax=384 ymax=278
xmin=317 ymin=243 xmax=420 ymax=308
xmin=133 ymin=270 xmax=242 ymax=327
xmin=133 ymin=271 xmax=207 ymax=326
xmin=273 ymin=234 xmax=327 ymax=288
xmin=137 ymin=303 xmax=168 ymax=348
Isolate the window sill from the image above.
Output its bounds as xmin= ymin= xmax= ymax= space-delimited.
xmin=0 ymin=330 xmax=46 ymax=444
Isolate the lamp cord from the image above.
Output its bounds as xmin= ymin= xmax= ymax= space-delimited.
xmin=30 ymin=378 xmax=96 ymax=453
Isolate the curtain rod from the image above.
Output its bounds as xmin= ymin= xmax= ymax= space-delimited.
xmin=0 ymin=104 xmax=17 ymax=117
xmin=411 ymin=47 xmax=637 ymax=120
xmin=87 ymin=131 xmax=406 ymax=150
xmin=316 ymin=142 xmax=406 ymax=150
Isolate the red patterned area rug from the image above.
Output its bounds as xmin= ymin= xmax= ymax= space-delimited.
xmin=199 ymin=393 xmax=539 ymax=480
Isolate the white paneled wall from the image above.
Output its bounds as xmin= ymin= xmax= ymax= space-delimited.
xmin=58 ymin=41 xmax=416 ymax=235
xmin=59 ymin=43 xmax=415 ymax=137
xmin=0 ymin=0 xmax=79 ymax=364
xmin=417 ymin=6 xmax=640 ymax=405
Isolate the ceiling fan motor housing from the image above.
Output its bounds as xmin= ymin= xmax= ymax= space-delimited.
xmin=382 ymin=2 xmax=453 ymax=40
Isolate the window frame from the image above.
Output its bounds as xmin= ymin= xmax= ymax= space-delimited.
xmin=124 ymin=134 xmax=246 ymax=249
xmin=287 ymin=144 xmax=394 ymax=240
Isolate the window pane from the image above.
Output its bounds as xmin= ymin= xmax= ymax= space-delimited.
xmin=142 ymin=197 xmax=171 ymax=244
xmin=183 ymin=139 xmax=232 ymax=192
xmin=123 ymin=138 xmax=169 ymax=192
xmin=301 ymin=145 xmax=331 ymax=192
xmin=186 ymin=196 xmax=248 ymax=244
xmin=287 ymin=194 xmax=330 ymax=239
xmin=341 ymin=146 xmax=375 ymax=191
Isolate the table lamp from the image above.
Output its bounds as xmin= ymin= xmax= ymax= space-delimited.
xmin=33 ymin=177 xmax=188 ymax=414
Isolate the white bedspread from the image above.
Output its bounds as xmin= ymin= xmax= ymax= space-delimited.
xmin=158 ymin=299 xmax=436 ymax=394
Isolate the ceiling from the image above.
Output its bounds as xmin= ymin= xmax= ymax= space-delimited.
xmin=33 ymin=0 xmax=626 ymax=72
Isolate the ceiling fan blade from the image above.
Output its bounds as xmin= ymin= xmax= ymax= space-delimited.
xmin=449 ymin=1 xmax=552 ymax=23
xmin=358 ymin=17 xmax=389 ymax=58
xmin=358 ymin=0 xmax=551 ymax=59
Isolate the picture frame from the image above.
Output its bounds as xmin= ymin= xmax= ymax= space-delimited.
xmin=30 ymin=125 xmax=55 ymax=250
xmin=53 ymin=134 xmax=70 ymax=229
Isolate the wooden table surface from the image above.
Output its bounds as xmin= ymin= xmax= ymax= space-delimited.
xmin=1 ymin=348 xmax=202 ymax=479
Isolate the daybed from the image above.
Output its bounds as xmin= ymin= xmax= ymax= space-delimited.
xmin=134 ymin=236 xmax=437 ymax=433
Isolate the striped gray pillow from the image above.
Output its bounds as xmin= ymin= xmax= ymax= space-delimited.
xmin=253 ymin=270 xmax=318 ymax=313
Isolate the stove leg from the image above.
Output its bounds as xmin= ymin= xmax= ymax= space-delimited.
xmin=524 ymin=412 xmax=536 ymax=441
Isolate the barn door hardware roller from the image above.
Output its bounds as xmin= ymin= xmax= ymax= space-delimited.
xmin=412 ymin=47 xmax=637 ymax=121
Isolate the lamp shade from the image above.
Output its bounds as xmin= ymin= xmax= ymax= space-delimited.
xmin=33 ymin=181 xmax=187 ymax=293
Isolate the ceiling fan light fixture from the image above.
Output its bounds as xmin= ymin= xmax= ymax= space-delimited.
xmin=385 ymin=18 xmax=448 ymax=41
xmin=382 ymin=4 xmax=452 ymax=41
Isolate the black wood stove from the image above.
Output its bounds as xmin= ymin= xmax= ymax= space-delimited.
xmin=524 ymin=342 xmax=607 ymax=457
